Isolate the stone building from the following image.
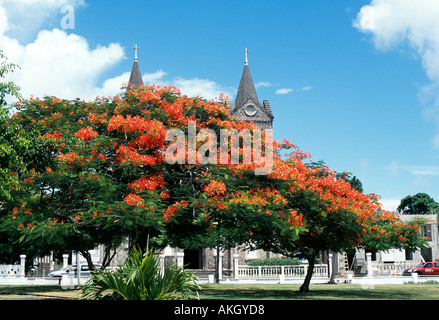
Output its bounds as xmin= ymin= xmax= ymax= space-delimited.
xmin=331 ymin=213 xmax=439 ymax=276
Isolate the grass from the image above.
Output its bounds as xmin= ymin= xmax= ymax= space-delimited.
xmin=0 ymin=282 xmax=439 ymax=300
xmin=198 ymin=283 xmax=439 ymax=300
xmin=0 ymin=285 xmax=81 ymax=300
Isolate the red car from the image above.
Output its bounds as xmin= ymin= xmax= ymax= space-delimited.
xmin=403 ymin=262 xmax=439 ymax=276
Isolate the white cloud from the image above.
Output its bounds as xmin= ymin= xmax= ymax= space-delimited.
xmin=0 ymin=1 xmax=126 ymax=101
xmin=95 ymin=72 xmax=130 ymax=98
xmin=354 ymin=0 xmax=439 ymax=82
xmin=106 ymin=73 xmax=233 ymax=101
xmin=405 ymin=165 xmax=439 ymax=176
xmin=274 ymin=86 xmax=311 ymax=95
xmin=354 ymin=0 xmax=439 ymax=56
xmin=3 ymin=28 xmax=124 ymax=100
xmin=143 ymin=70 xmax=167 ymax=83
xmin=255 ymin=81 xmax=275 ymax=88
xmin=1 ymin=0 xmax=85 ymax=43
xmin=171 ymin=77 xmax=234 ymax=100
xmin=381 ymin=198 xmax=401 ymax=212
xmin=301 ymin=86 xmax=312 ymax=91
xmin=354 ymin=0 xmax=439 ymax=147
xmin=0 ymin=6 xmax=9 ymax=34
xmin=95 ymin=70 xmax=170 ymax=98
xmin=387 ymin=160 xmax=439 ymax=177
xmin=275 ymin=88 xmax=293 ymax=95
xmin=0 ymin=1 xmax=235 ymax=103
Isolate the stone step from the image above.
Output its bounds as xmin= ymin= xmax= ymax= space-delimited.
xmin=185 ymin=269 xmax=215 ymax=279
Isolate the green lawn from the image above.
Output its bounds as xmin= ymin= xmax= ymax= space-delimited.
xmin=198 ymin=283 xmax=439 ymax=300
xmin=0 ymin=285 xmax=81 ymax=300
xmin=0 ymin=282 xmax=439 ymax=300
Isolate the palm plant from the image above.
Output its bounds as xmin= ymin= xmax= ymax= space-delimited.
xmin=80 ymin=246 xmax=201 ymax=300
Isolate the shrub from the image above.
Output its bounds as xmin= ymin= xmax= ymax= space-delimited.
xmin=80 ymin=246 xmax=201 ymax=300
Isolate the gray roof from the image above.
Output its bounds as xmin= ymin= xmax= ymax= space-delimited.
xmin=235 ymin=64 xmax=259 ymax=107
xmin=127 ymin=59 xmax=143 ymax=89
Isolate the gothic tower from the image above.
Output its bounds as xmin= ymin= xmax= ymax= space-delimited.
xmin=227 ymin=49 xmax=274 ymax=130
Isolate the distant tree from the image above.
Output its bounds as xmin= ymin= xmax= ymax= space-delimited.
xmin=397 ymin=193 xmax=439 ymax=215
xmin=307 ymin=161 xmax=364 ymax=193
xmin=336 ymin=172 xmax=363 ymax=193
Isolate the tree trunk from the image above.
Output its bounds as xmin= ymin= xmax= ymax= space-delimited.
xmin=80 ymin=250 xmax=95 ymax=271
xmin=102 ymin=246 xmax=117 ymax=268
xmin=129 ymin=229 xmax=150 ymax=253
xmin=299 ymin=253 xmax=316 ymax=293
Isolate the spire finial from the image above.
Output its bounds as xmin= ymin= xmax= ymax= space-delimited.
xmin=133 ymin=44 xmax=140 ymax=61
xmin=243 ymin=48 xmax=250 ymax=65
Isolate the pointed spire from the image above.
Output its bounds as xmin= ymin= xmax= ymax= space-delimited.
xmin=235 ymin=48 xmax=258 ymax=107
xmin=127 ymin=44 xmax=143 ymax=90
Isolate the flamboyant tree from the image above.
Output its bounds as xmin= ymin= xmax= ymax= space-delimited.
xmin=188 ymin=141 xmax=428 ymax=292
xmin=1 ymin=84 xmax=428 ymax=292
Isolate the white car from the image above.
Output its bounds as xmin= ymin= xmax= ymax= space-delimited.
xmin=47 ymin=264 xmax=102 ymax=277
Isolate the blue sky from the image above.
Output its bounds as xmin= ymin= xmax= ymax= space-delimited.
xmin=2 ymin=0 xmax=439 ymax=211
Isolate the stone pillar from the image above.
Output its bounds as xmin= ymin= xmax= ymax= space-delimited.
xmin=20 ymin=255 xmax=26 ymax=277
xmin=176 ymin=252 xmax=184 ymax=268
xmin=366 ymin=252 xmax=373 ymax=278
xmin=63 ymin=254 xmax=69 ymax=268
xmin=233 ymin=254 xmax=239 ymax=279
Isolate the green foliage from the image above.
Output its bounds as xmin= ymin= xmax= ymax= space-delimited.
xmin=0 ymin=50 xmax=21 ymax=108
xmin=0 ymin=51 xmax=61 ymax=263
xmin=80 ymin=246 xmax=201 ymax=300
xmin=397 ymin=193 xmax=439 ymax=215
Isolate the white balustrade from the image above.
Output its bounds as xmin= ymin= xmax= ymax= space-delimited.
xmin=237 ymin=264 xmax=328 ymax=279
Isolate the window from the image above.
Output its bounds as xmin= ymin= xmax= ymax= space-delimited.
xmin=422 ymin=224 xmax=432 ymax=241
